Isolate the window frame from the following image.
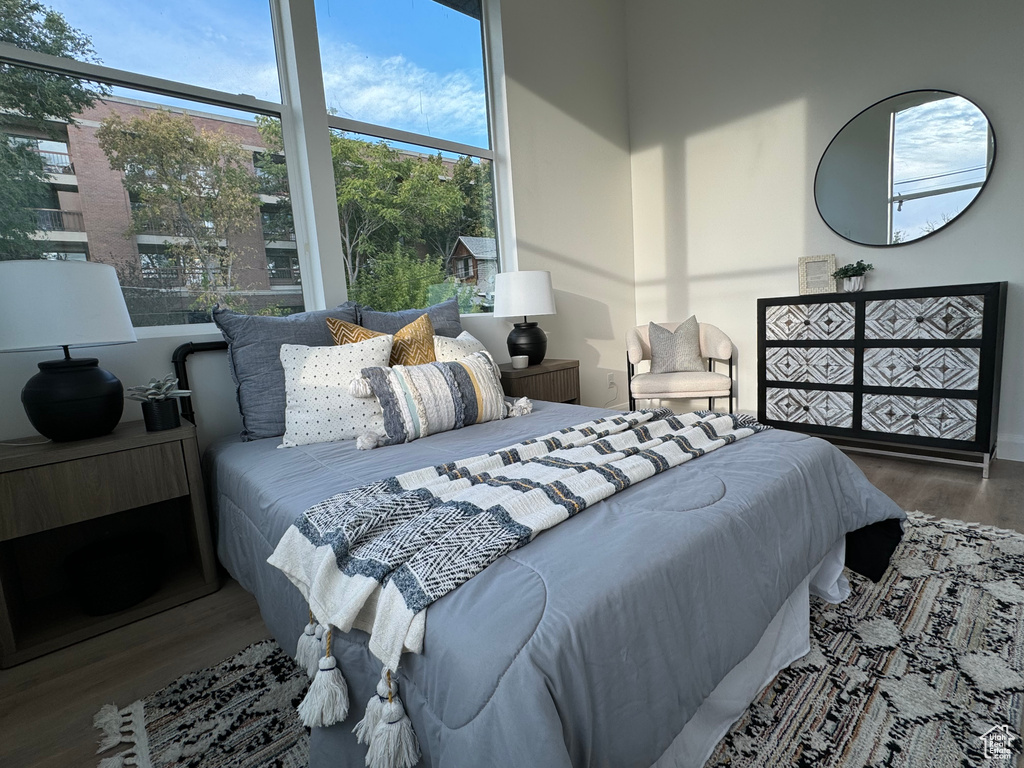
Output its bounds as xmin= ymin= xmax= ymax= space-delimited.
xmin=0 ymin=0 xmax=515 ymax=331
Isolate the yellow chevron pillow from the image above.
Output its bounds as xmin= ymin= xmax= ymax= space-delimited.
xmin=327 ymin=314 xmax=436 ymax=367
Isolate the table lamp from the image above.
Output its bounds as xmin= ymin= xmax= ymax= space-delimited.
xmin=493 ymin=270 xmax=556 ymax=366
xmin=0 ymin=260 xmax=137 ymax=441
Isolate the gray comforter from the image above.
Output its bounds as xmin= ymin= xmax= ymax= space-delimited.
xmin=206 ymin=401 xmax=903 ymax=767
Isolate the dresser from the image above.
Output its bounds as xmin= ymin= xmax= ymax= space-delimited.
xmin=757 ymin=282 xmax=1007 ymax=476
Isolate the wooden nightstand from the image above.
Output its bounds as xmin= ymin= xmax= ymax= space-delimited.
xmin=0 ymin=421 xmax=219 ymax=667
xmin=499 ymin=358 xmax=581 ymax=404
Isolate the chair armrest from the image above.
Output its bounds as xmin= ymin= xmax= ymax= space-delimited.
xmin=700 ymin=324 xmax=733 ymax=361
xmin=626 ymin=327 xmax=646 ymax=365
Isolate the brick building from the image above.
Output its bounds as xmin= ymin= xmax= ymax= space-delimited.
xmin=13 ymin=96 xmax=302 ymax=326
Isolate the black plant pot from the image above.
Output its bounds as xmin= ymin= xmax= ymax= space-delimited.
xmin=141 ymin=399 xmax=181 ymax=431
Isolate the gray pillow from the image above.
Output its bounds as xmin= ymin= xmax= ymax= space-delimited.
xmin=359 ymin=297 xmax=462 ymax=338
xmin=649 ymin=317 xmax=705 ymax=373
xmin=213 ymin=302 xmax=359 ymax=440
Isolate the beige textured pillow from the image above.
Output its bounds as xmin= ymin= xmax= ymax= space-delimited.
xmin=433 ymin=330 xmax=487 ymax=362
xmin=649 ymin=317 xmax=705 ymax=373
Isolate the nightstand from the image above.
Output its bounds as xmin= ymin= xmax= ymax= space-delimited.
xmin=499 ymin=358 xmax=581 ymax=404
xmin=0 ymin=421 xmax=219 ymax=667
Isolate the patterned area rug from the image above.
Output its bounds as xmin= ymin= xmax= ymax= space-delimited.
xmin=95 ymin=513 xmax=1024 ymax=767
xmin=94 ymin=640 xmax=308 ymax=768
xmin=707 ymin=512 xmax=1024 ymax=766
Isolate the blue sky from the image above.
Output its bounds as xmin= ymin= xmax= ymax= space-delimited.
xmin=43 ymin=0 xmax=489 ymax=149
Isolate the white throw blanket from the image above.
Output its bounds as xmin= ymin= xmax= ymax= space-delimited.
xmin=269 ymin=409 xmax=769 ymax=671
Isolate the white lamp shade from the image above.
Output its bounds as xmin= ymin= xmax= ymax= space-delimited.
xmin=0 ymin=260 xmax=137 ymax=353
xmin=493 ymin=270 xmax=556 ymax=318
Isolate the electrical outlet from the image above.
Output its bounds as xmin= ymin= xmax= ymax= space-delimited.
xmin=606 ymin=373 xmax=615 ymax=388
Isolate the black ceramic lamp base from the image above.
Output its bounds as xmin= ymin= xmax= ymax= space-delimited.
xmin=21 ymin=357 xmax=124 ymax=442
xmin=507 ymin=321 xmax=547 ymax=366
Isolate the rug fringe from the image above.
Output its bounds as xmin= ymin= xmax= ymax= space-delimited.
xmin=94 ymin=700 xmax=152 ymax=768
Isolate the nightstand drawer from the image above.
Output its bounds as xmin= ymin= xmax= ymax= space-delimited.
xmin=0 ymin=442 xmax=188 ymax=541
xmin=499 ymin=359 xmax=580 ymax=404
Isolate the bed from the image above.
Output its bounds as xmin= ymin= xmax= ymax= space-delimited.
xmin=203 ymin=397 xmax=904 ymax=768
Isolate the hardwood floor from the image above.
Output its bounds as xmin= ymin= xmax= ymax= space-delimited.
xmin=0 ymin=578 xmax=268 ymax=768
xmin=1 ymin=454 xmax=1021 ymax=768
xmin=848 ymin=451 xmax=1024 ymax=531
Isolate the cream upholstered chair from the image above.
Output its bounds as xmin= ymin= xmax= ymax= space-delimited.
xmin=626 ymin=322 xmax=734 ymax=412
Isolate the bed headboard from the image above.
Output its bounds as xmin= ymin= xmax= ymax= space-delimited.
xmin=171 ymin=340 xmax=243 ymax=451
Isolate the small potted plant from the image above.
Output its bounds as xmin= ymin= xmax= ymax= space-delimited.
xmin=126 ymin=373 xmax=191 ymax=431
xmin=832 ymin=260 xmax=874 ymax=292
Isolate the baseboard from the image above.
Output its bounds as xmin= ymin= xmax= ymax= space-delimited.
xmin=998 ymin=433 xmax=1024 ymax=464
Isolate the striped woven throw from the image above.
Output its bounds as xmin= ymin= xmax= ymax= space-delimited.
xmin=269 ymin=409 xmax=770 ymax=671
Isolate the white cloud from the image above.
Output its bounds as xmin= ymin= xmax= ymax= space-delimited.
xmin=319 ymin=41 xmax=488 ymax=147
xmin=44 ymin=0 xmax=487 ymax=148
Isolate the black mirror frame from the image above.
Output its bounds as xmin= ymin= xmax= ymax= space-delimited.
xmin=813 ymin=89 xmax=996 ymax=248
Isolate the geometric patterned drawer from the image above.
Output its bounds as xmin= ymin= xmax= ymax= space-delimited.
xmin=862 ymin=394 xmax=977 ymax=441
xmin=863 ymin=347 xmax=981 ymax=390
xmin=765 ymin=388 xmax=853 ymax=428
xmin=765 ymin=302 xmax=855 ymax=341
xmin=865 ymin=295 xmax=984 ymax=340
xmin=765 ymin=347 xmax=854 ymax=385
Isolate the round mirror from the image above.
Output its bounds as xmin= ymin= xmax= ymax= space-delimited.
xmin=814 ymin=90 xmax=995 ymax=246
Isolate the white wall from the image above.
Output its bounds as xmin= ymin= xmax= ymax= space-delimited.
xmin=499 ymin=0 xmax=636 ymax=410
xmin=626 ymin=0 xmax=1024 ymax=460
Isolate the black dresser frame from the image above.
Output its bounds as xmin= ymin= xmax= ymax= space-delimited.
xmin=757 ymin=282 xmax=1007 ymax=477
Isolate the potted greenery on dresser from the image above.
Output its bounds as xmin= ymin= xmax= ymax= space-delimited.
xmin=832 ymin=260 xmax=874 ymax=292
xmin=126 ymin=373 xmax=191 ymax=431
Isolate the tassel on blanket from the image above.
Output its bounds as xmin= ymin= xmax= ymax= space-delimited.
xmin=366 ymin=671 xmax=419 ymax=768
xmin=295 ymin=614 xmax=320 ymax=679
xmin=297 ymin=629 xmax=350 ymax=727
xmin=353 ymin=669 xmax=393 ymax=745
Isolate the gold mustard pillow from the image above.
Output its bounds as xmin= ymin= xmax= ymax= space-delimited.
xmin=327 ymin=314 xmax=436 ymax=367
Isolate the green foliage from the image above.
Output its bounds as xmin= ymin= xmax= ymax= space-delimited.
xmin=96 ymin=110 xmax=261 ymax=311
xmin=421 ymin=155 xmax=495 ymax=268
xmin=427 ymin=278 xmax=481 ymax=314
xmin=349 ymin=243 xmax=447 ymax=313
xmin=0 ymin=0 xmax=105 ymax=260
xmin=832 ymin=260 xmax=874 ymax=279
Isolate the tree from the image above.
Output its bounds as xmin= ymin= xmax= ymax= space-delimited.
xmin=421 ymin=155 xmax=495 ymax=269
xmin=349 ymin=243 xmax=447 ymax=312
xmin=255 ymin=121 xmax=495 ymax=306
xmin=0 ymin=0 xmax=105 ymax=260
xmin=331 ymin=134 xmax=463 ymax=284
xmin=96 ymin=109 xmax=261 ymax=311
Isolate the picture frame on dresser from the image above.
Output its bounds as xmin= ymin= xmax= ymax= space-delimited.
xmin=757 ymin=282 xmax=1007 ymax=477
xmin=798 ymin=254 xmax=837 ymax=295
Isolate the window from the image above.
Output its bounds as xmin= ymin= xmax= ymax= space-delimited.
xmin=0 ymin=0 xmax=506 ymax=325
xmin=317 ymin=0 xmax=499 ymax=313
xmin=0 ymin=1 xmax=300 ymax=326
